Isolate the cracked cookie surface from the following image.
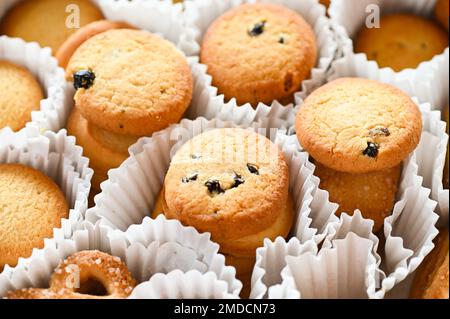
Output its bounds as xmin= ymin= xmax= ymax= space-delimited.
xmin=296 ymin=78 xmax=422 ymax=173
xmin=200 ymin=3 xmax=317 ymax=107
xmin=66 ymin=29 xmax=193 ymax=136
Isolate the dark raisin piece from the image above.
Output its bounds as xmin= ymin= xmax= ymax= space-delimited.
xmin=205 ymin=179 xmax=224 ymax=194
xmin=73 ymin=70 xmax=96 ymax=90
xmin=370 ymin=127 xmax=390 ymax=137
xmin=248 ymin=21 xmax=266 ymax=37
xmin=247 ymin=163 xmax=260 ymax=175
xmin=191 ymin=154 xmax=202 ymax=159
xmin=278 ymin=36 xmax=285 ymax=44
xmin=182 ymin=173 xmax=198 ymax=183
xmin=363 ymin=142 xmax=379 ymax=158
xmin=232 ymin=172 xmax=245 ymax=189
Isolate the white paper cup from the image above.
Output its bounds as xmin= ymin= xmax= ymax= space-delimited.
xmin=183 ymin=0 xmax=338 ymax=128
xmin=0 ymin=36 xmax=66 ymax=133
xmin=130 ymin=270 xmax=239 ymax=299
xmin=0 ymin=215 xmax=241 ymax=298
xmin=329 ymin=0 xmax=448 ymax=79
xmin=0 ymin=126 xmax=93 ymax=277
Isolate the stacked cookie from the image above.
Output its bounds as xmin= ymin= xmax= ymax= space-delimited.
xmin=296 ymin=78 xmax=423 ymax=232
xmin=62 ymin=26 xmax=193 ymax=194
xmin=152 ymin=128 xmax=294 ymax=296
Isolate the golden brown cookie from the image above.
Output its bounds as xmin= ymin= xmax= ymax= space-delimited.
xmin=200 ymin=3 xmax=317 ymax=107
xmin=0 ymin=60 xmax=44 ymax=131
xmin=314 ymin=162 xmax=402 ymax=233
xmin=444 ymin=105 xmax=449 ymax=189
xmin=296 ymin=78 xmax=423 ymax=174
xmin=66 ymin=28 xmax=193 ymax=136
xmin=410 ymin=229 xmax=449 ymax=299
xmin=434 ymin=0 xmax=449 ymax=31
xmin=5 ymin=251 xmax=136 ymax=299
xmin=355 ymin=13 xmax=448 ymax=72
xmin=56 ymin=20 xmax=135 ymax=69
xmin=0 ymin=0 xmax=104 ymax=53
xmin=0 ymin=164 xmax=68 ymax=270
xmin=162 ymin=128 xmax=293 ymax=257
xmin=67 ymin=107 xmax=136 ymax=193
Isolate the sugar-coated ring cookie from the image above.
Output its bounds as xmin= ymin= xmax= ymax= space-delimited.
xmin=67 ymin=107 xmax=136 ymax=192
xmin=355 ymin=14 xmax=448 ymax=72
xmin=296 ymin=78 xmax=423 ymax=174
xmin=410 ymin=229 xmax=449 ymax=299
xmin=314 ymin=162 xmax=402 ymax=233
xmin=56 ymin=20 xmax=136 ymax=68
xmin=0 ymin=60 xmax=44 ymax=131
xmin=162 ymin=128 xmax=293 ymax=257
xmin=66 ymin=28 xmax=193 ymax=136
xmin=5 ymin=251 xmax=137 ymax=299
xmin=434 ymin=0 xmax=449 ymax=31
xmin=201 ymin=3 xmax=317 ymax=107
xmin=0 ymin=0 xmax=104 ymax=53
xmin=0 ymin=164 xmax=68 ymax=270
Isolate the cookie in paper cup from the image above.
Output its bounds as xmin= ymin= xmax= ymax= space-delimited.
xmin=0 ymin=36 xmax=66 ymax=133
xmin=329 ymin=0 xmax=449 ymax=78
xmin=130 ymin=270 xmax=239 ymax=299
xmin=0 ymin=126 xmax=92 ymax=275
xmin=0 ymin=216 xmax=241 ymax=298
xmin=183 ymin=0 xmax=337 ymax=128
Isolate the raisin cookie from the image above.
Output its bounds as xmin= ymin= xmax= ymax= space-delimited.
xmin=410 ymin=229 xmax=449 ymax=299
xmin=355 ymin=14 xmax=448 ymax=71
xmin=67 ymin=107 xmax=136 ymax=192
xmin=314 ymin=162 xmax=402 ymax=233
xmin=66 ymin=28 xmax=193 ymax=136
xmin=296 ymin=78 xmax=422 ymax=174
xmin=434 ymin=0 xmax=449 ymax=32
xmin=200 ymin=3 xmax=317 ymax=107
xmin=0 ymin=0 xmax=104 ymax=53
xmin=56 ymin=20 xmax=135 ymax=68
xmin=0 ymin=164 xmax=68 ymax=270
xmin=0 ymin=61 xmax=44 ymax=131
xmin=160 ymin=128 xmax=293 ymax=291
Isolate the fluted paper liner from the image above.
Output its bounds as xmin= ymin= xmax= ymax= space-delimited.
xmin=0 ymin=35 xmax=66 ymax=133
xmin=0 ymin=215 xmax=242 ymax=298
xmin=130 ymin=270 xmax=238 ymax=299
xmin=0 ymin=126 xmax=93 ymax=278
xmin=270 ymin=233 xmax=379 ymax=299
xmin=329 ymin=0 xmax=448 ymax=78
xmin=183 ymin=0 xmax=338 ymax=128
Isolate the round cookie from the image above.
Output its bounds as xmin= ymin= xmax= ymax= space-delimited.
xmin=0 ymin=0 xmax=104 ymax=53
xmin=67 ymin=107 xmax=137 ymax=192
xmin=56 ymin=20 xmax=135 ymax=68
xmin=0 ymin=164 xmax=68 ymax=270
xmin=434 ymin=0 xmax=449 ymax=31
xmin=0 ymin=60 xmax=44 ymax=131
xmin=162 ymin=128 xmax=293 ymax=256
xmin=200 ymin=3 xmax=317 ymax=107
xmin=314 ymin=162 xmax=402 ymax=233
xmin=296 ymin=78 xmax=423 ymax=174
xmin=66 ymin=28 xmax=193 ymax=136
xmin=355 ymin=13 xmax=448 ymax=72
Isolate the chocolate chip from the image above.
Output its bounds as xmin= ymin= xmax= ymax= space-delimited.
xmin=247 ymin=163 xmax=260 ymax=175
xmin=73 ymin=70 xmax=95 ymax=90
xmin=205 ymin=179 xmax=224 ymax=194
xmin=232 ymin=172 xmax=245 ymax=189
xmin=182 ymin=173 xmax=198 ymax=183
xmin=363 ymin=142 xmax=379 ymax=158
xmin=248 ymin=21 xmax=266 ymax=37
xmin=370 ymin=127 xmax=390 ymax=137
